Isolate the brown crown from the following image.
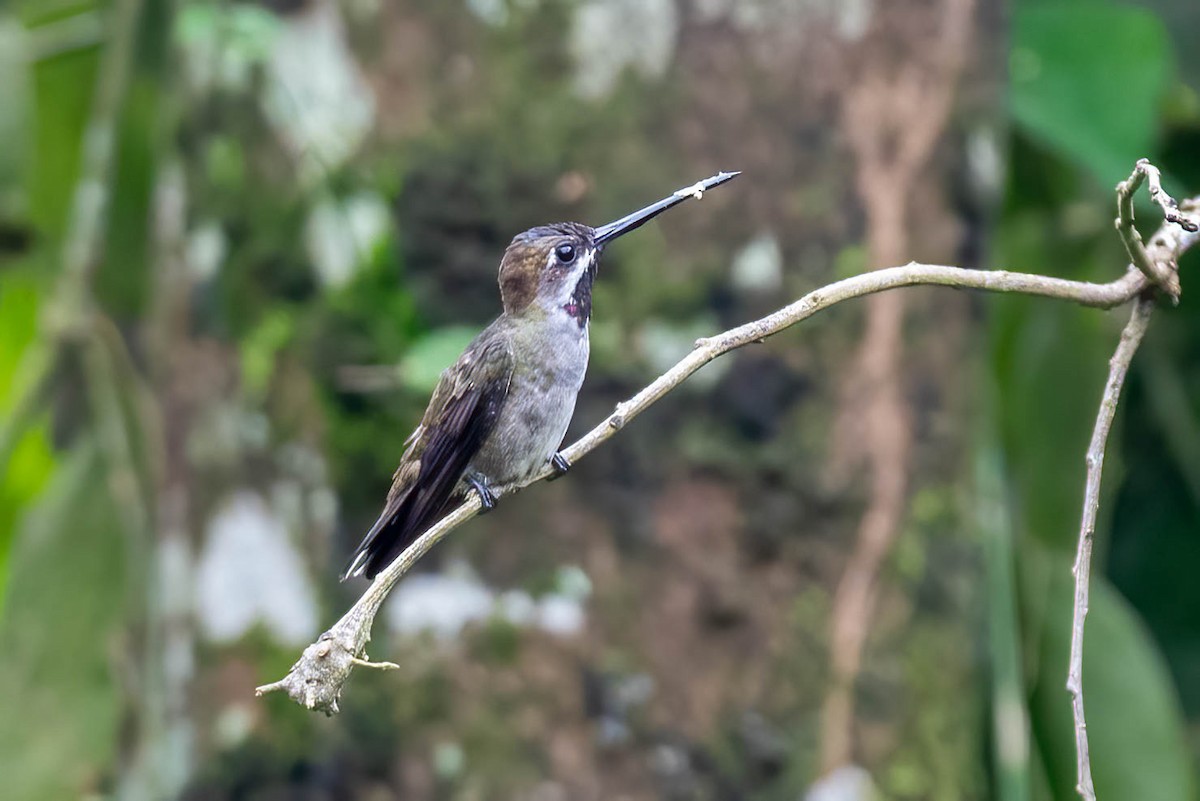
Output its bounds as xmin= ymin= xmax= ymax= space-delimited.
xmin=498 ymin=223 xmax=595 ymax=315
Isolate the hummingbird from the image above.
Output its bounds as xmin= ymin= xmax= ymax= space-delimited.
xmin=343 ymin=172 xmax=740 ymax=580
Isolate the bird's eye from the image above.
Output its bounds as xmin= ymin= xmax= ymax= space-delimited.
xmin=554 ymin=243 xmax=576 ymax=264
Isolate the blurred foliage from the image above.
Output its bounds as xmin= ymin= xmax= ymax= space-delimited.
xmin=1022 ymin=549 xmax=1192 ymax=801
xmin=0 ymin=278 xmax=55 ymax=612
xmin=996 ymin=1 xmax=1200 ymax=800
xmin=0 ymin=442 xmax=128 ymax=801
xmin=1011 ymin=1 xmax=1172 ymax=187
xmin=0 ymin=0 xmax=1198 ymax=799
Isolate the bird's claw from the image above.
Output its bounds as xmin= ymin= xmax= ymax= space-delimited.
xmin=467 ymin=475 xmax=498 ymax=513
xmin=548 ymin=452 xmax=571 ymax=481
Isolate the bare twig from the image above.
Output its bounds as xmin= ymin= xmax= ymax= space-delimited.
xmin=258 ymin=228 xmax=1192 ymax=711
xmin=1115 ymin=159 xmax=1199 ymax=301
xmin=1067 ymin=297 xmax=1154 ymax=801
xmin=1064 ymin=163 xmax=1200 ymax=801
xmin=1127 ymin=159 xmax=1200 ymax=234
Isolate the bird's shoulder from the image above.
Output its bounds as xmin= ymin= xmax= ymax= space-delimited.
xmin=388 ymin=322 xmax=515 ymax=489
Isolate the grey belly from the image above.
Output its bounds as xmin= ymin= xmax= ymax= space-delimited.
xmin=469 ymin=365 xmax=585 ymax=488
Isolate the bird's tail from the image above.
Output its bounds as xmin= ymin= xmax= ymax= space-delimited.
xmin=341 ymin=541 xmax=375 ymax=581
xmin=341 ymin=483 xmax=450 ymax=580
xmin=341 ymin=505 xmax=405 ymax=581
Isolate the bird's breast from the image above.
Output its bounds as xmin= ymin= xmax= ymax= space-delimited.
xmin=470 ymin=323 xmax=589 ymax=486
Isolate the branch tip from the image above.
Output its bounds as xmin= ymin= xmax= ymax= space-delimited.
xmin=350 ymin=656 xmax=400 ymax=670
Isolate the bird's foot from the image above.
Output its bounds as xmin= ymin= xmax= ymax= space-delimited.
xmin=548 ymin=452 xmax=571 ymax=481
xmin=467 ymin=475 xmax=498 ymax=513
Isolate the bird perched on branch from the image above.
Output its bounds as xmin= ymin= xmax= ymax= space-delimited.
xmin=343 ymin=172 xmax=740 ymax=580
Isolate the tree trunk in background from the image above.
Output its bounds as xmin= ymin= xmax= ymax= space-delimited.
xmin=823 ymin=0 xmax=977 ymax=773
xmin=0 ymin=1 xmax=1006 ymax=798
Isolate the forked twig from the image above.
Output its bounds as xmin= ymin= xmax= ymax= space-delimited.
xmin=1115 ymin=159 xmax=1199 ymax=301
xmin=1065 ymin=162 xmax=1200 ymax=801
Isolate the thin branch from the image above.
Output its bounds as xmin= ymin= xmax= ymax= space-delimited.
xmin=1067 ymin=296 xmax=1154 ymax=801
xmin=1115 ymin=159 xmax=1199 ymax=300
xmin=1062 ymin=161 xmax=1200 ymax=801
xmin=257 ymin=217 xmax=1194 ymax=711
xmin=1128 ymin=159 xmax=1200 ymax=234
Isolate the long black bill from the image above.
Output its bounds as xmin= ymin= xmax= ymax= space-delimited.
xmin=593 ymin=171 xmax=741 ymax=246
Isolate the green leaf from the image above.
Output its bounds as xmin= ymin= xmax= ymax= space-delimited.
xmin=0 ymin=441 xmax=129 ymax=801
xmin=0 ymin=20 xmax=30 ymax=221
xmin=992 ymin=298 xmax=1110 ymax=550
xmin=0 ymin=412 xmax=55 ymax=616
xmin=0 ymin=275 xmax=44 ymax=401
xmin=240 ymin=307 xmax=297 ymax=398
xmin=175 ymin=2 xmax=281 ymax=71
xmin=399 ymin=326 xmax=478 ymax=394
xmin=0 ymin=275 xmax=56 ymax=612
xmin=28 ymin=34 xmax=99 ymax=240
xmin=1023 ymin=548 xmax=1194 ymax=801
xmin=1011 ymin=1 xmax=1172 ymax=187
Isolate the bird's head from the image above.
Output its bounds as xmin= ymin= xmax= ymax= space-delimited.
xmin=498 ymin=222 xmax=599 ymax=325
xmin=497 ymin=171 xmax=740 ymax=325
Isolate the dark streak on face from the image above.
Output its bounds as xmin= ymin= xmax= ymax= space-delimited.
xmin=499 ymin=222 xmax=598 ymax=322
xmin=563 ymin=255 xmax=597 ymax=327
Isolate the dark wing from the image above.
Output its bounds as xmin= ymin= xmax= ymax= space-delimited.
xmin=342 ymin=335 xmax=514 ymax=580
